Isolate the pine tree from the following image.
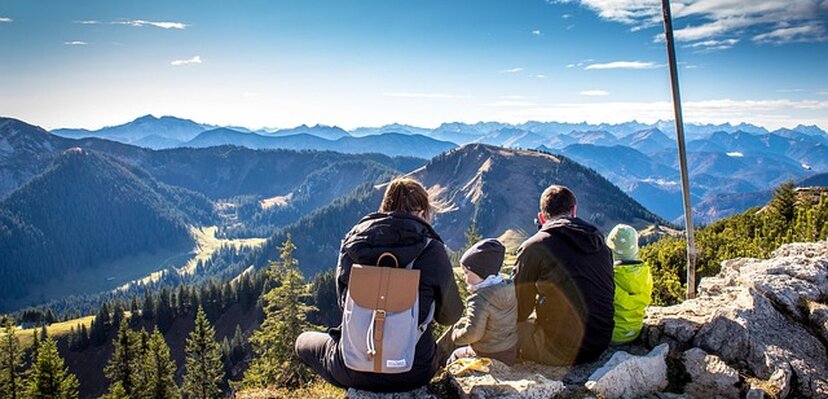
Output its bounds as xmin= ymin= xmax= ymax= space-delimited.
xmin=242 ymin=235 xmax=317 ymax=389
xmin=100 ymin=382 xmax=129 ymax=399
xmin=464 ymin=221 xmax=482 ymax=249
xmin=104 ymin=323 xmax=139 ymax=396
xmin=1 ymin=317 xmax=24 ymax=399
xmin=23 ymin=338 xmax=78 ymax=399
xmin=182 ymin=307 xmax=224 ymax=399
xmin=155 ymin=289 xmax=174 ymax=334
xmin=30 ymin=331 xmax=40 ymax=361
xmin=142 ymin=294 xmax=156 ymax=321
xmin=136 ymin=329 xmax=179 ymax=399
xmin=770 ymin=181 xmax=797 ymax=224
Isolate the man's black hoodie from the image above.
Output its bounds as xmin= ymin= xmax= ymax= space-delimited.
xmin=513 ymin=216 xmax=615 ymax=364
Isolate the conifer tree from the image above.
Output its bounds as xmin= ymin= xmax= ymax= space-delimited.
xmin=104 ymin=322 xmax=140 ymax=396
xmin=770 ymin=181 xmax=797 ymax=223
xmin=242 ymin=235 xmax=317 ymax=389
xmin=30 ymin=331 xmax=40 ymax=361
xmin=1 ymin=317 xmax=24 ymax=399
xmin=136 ymin=329 xmax=179 ymax=399
xmin=100 ymin=382 xmax=129 ymax=399
xmin=23 ymin=338 xmax=78 ymax=399
xmin=182 ymin=307 xmax=224 ymax=399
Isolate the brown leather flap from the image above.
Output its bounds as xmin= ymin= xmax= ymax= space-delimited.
xmin=349 ymin=264 xmax=420 ymax=312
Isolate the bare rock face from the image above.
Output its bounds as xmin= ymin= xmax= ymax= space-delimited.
xmin=682 ymin=348 xmax=740 ymax=399
xmin=645 ymin=240 xmax=828 ymax=398
xmin=584 ymin=343 xmax=669 ymax=399
xmin=449 ymin=359 xmax=566 ymax=399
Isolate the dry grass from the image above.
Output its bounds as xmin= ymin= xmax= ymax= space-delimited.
xmin=15 ymin=314 xmax=97 ymax=348
xmin=236 ymin=381 xmax=343 ymax=399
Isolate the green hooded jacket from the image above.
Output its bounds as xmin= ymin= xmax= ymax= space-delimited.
xmin=612 ymin=260 xmax=653 ymax=343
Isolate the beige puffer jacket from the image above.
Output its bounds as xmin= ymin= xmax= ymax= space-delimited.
xmin=451 ymin=279 xmax=518 ymax=354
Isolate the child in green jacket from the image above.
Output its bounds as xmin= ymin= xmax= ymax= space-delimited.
xmin=607 ymin=224 xmax=653 ymax=344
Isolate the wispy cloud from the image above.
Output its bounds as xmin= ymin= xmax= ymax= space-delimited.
xmin=535 ymin=74 xmax=547 ymax=79
xmin=75 ymin=19 xmax=189 ymax=29
xmin=499 ymin=67 xmax=524 ymax=73
xmin=584 ymin=61 xmax=660 ymax=70
xmin=0 ymin=16 xmax=12 ymax=23
xmin=115 ymin=19 xmax=188 ymax=29
xmin=753 ymin=23 xmax=827 ymax=44
xmin=171 ymin=56 xmax=202 ymax=66
xmin=686 ymin=38 xmax=739 ymax=51
xmin=382 ymin=92 xmax=471 ymax=99
xmin=64 ymin=41 xmax=88 ymax=46
xmin=548 ymin=0 xmax=828 ymax=46
xmin=580 ymin=90 xmax=609 ymax=96
xmin=531 ymin=29 xmax=542 ymax=36
xmin=562 ymin=14 xmax=573 ymax=19
xmin=566 ymin=59 xmax=594 ymax=68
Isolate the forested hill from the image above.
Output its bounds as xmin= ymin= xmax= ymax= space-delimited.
xmin=0 ymin=117 xmax=427 ymax=200
xmin=0 ymin=148 xmax=212 ymax=308
xmin=252 ymin=143 xmax=666 ymax=278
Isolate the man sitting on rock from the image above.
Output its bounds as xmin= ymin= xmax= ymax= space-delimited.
xmin=513 ymin=184 xmax=615 ymax=365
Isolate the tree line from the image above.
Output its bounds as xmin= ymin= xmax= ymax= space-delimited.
xmin=642 ymin=182 xmax=828 ymax=305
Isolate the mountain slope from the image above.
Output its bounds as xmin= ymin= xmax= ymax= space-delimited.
xmin=0 ymin=118 xmax=74 ymax=198
xmin=0 ymin=149 xmax=212 ymax=308
xmin=253 ymin=144 xmax=666 ymax=277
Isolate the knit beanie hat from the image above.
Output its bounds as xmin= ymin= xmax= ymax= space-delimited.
xmin=460 ymin=238 xmax=505 ymax=278
xmin=607 ymin=224 xmax=640 ymax=262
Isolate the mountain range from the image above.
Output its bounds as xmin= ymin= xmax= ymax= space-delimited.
xmin=46 ymin=115 xmax=828 ymax=224
xmin=2 ymin=114 xmax=826 ymax=312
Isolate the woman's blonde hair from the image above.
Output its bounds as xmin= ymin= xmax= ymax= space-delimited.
xmin=379 ymin=177 xmax=432 ymax=221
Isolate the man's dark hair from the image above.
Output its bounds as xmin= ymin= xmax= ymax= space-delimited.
xmin=540 ymin=185 xmax=577 ymax=218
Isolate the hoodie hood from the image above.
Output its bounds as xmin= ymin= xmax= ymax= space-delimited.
xmin=342 ymin=212 xmax=443 ymax=268
xmin=540 ymin=216 xmax=606 ymax=254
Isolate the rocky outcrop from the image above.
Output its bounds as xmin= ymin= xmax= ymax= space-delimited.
xmin=644 ymin=240 xmax=828 ymax=398
xmin=451 ymin=240 xmax=828 ymax=398
xmin=682 ymin=348 xmax=740 ymax=399
xmin=585 ymin=344 xmax=669 ymax=399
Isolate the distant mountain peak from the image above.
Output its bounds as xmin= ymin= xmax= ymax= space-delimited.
xmin=134 ymin=114 xmax=159 ymax=122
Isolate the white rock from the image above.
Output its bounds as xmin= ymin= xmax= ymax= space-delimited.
xmin=450 ymin=359 xmax=566 ymax=399
xmin=682 ymin=348 xmax=740 ymax=399
xmin=585 ymin=343 xmax=669 ymax=399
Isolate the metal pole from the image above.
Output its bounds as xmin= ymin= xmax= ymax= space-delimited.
xmin=660 ymin=0 xmax=697 ymax=299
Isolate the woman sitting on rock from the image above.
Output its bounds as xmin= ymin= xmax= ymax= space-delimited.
xmin=295 ymin=177 xmax=464 ymax=393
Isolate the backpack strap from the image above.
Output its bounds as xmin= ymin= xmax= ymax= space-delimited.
xmin=410 ymin=238 xmax=435 ymax=335
xmin=404 ymin=238 xmax=433 ymax=270
xmin=418 ymin=302 xmax=435 ymax=336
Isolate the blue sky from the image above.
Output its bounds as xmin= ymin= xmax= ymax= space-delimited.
xmin=1 ymin=0 xmax=827 ymax=130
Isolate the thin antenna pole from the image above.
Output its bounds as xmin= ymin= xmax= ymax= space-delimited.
xmin=660 ymin=0 xmax=697 ymax=299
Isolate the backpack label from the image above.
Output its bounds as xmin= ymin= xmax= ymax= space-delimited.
xmin=386 ymin=359 xmax=407 ymax=368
